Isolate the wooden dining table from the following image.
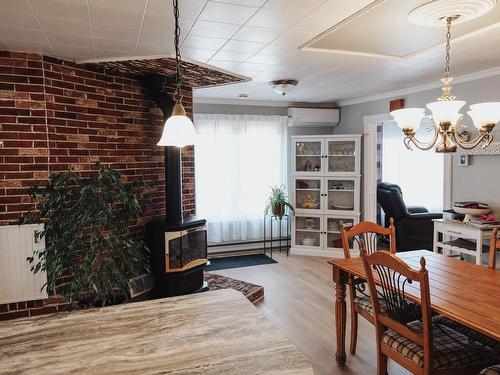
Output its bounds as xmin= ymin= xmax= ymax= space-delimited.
xmin=328 ymin=250 xmax=500 ymax=366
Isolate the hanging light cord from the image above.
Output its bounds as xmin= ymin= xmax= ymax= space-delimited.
xmin=444 ymin=16 xmax=452 ymax=81
xmin=173 ymin=0 xmax=183 ymax=102
xmin=438 ymin=16 xmax=455 ymax=101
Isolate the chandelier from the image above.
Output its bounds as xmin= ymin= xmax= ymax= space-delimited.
xmin=391 ymin=1 xmax=500 ymax=153
xmin=269 ymin=79 xmax=298 ymax=96
xmin=157 ymin=0 xmax=196 ymax=148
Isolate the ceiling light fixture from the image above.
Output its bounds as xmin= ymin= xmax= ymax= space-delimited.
xmin=391 ymin=0 xmax=499 ymax=153
xmin=157 ymin=0 xmax=196 ymax=148
xmin=269 ymin=79 xmax=298 ymax=96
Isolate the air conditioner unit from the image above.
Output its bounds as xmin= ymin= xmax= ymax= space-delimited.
xmin=287 ymin=107 xmax=340 ymax=127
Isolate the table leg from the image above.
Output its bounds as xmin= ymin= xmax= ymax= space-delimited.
xmin=335 ymin=281 xmax=347 ymax=366
xmin=433 ymin=224 xmax=439 ymax=253
xmin=476 ymin=232 xmax=483 ymax=265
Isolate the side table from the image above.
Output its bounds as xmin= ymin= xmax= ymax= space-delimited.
xmin=263 ymin=214 xmax=291 ymax=259
xmin=433 ymin=219 xmax=498 ymax=265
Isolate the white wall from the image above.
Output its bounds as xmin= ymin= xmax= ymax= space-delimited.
xmin=336 ymin=74 xmax=500 ymax=214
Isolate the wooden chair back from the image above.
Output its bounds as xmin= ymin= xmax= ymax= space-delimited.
xmin=361 ymin=251 xmax=433 ymax=374
xmin=489 ymin=228 xmax=498 ymax=269
xmin=340 ymin=219 xmax=396 ymax=259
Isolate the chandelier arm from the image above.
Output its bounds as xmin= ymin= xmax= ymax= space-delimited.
xmin=404 ymin=124 xmax=440 ymax=151
xmin=454 ymin=130 xmax=493 ymax=150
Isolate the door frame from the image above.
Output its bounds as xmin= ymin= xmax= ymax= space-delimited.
xmin=362 ymin=113 xmax=452 ymax=223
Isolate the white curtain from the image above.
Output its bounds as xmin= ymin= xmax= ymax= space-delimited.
xmin=194 ymin=114 xmax=288 ymax=244
xmin=382 ymin=119 xmax=444 ymax=212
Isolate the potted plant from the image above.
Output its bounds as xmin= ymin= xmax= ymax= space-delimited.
xmin=264 ymin=185 xmax=295 ymax=218
xmin=21 ymin=163 xmax=149 ymax=309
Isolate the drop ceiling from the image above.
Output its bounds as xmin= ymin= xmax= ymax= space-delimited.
xmin=1 ymin=0 xmax=500 ymax=105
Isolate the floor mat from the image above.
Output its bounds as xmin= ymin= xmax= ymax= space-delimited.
xmin=205 ymin=254 xmax=277 ymax=271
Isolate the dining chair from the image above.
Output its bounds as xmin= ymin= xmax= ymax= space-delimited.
xmin=480 ymin=364 xmax=500 ymax=375
xmin=339 ymin=219 xmax=396 ymax=355
xmin=361 ymin=250 xmax=498 ymax=375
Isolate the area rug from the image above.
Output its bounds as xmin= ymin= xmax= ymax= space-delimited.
xmin=204 ymin=273 xmax=264 ymax=304
xmin=205 ymin=254 xmax=277 ymax=271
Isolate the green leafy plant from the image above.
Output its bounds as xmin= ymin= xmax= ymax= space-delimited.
xmin=264 ymin=185 xmax=295 ymax=218
xmin=21 ymin=163 xmax=149 ymax=309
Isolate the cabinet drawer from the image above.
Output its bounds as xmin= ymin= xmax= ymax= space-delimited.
xmin=436 ymin=223 xmax=478 ymax=240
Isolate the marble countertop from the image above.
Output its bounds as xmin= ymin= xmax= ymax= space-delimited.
xmin=0 ymin=289 xmax=313 ymax=374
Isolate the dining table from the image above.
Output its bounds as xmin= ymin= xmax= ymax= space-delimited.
xmin=328 ymin=250 xmax=500 ymax=366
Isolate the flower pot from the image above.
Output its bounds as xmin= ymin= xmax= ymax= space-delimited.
xmin=272 ymin=203 xmax=285 ymax=217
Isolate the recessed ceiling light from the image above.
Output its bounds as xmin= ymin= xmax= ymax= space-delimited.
xmin=269 ymin=79 xmax=298 ymax=96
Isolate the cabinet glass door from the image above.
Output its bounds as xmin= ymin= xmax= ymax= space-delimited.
xmin=294 ymin=178 xmax=322 ymax=212
xmin=294 ymin=215 xmax=321 ymax=248
xmin=325 ymin=217 xmax=355 ymax=250
xmin=294 ymin=140 xmax=323 ymax=174
xmin=327 ymin=139 xmax=357 ymax=175
xmin=325 ymin=179 xmax=356 ymax=213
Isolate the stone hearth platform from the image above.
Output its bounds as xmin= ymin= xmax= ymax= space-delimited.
xmin=205 ymin=273 xmax=264 ymax=304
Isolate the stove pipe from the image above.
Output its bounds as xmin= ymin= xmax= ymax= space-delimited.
xmin=144 ymin=74 xmax=183 ymax=224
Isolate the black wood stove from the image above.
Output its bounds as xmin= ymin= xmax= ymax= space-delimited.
xmin=144 ymin=75 xmax=208 ymax=298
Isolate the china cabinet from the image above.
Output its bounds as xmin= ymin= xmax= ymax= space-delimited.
xmin=291 ymin=134 xmax=361 ymax=256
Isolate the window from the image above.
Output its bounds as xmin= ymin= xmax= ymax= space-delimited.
xmin=382 ymin=119 xmax=444 ymax=213
xmin=194 ymin=114 xmax=288 ymax=244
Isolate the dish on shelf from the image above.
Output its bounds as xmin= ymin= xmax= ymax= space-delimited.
xmin=453 ymin=203 xmax=490 ymax=222
xmin=302 ymin=237 xmax=317 ymax=246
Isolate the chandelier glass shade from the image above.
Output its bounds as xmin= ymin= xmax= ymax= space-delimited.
xmin=392 ymin=11 xmax=499 ymax=153
xmin=157 ymin=0 xmax=196 ymax=148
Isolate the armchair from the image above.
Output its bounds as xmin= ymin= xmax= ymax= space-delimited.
xmin=377 ymin=182 xmax=442 ymax=251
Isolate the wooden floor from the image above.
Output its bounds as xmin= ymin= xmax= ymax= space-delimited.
xmin=215 ymin=252 xmax=411 ymax=375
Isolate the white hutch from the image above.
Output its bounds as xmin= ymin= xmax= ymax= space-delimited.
xmin=290 ymin=134 xmax=362 ymax=256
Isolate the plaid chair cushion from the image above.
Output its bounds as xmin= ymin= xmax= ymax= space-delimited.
xmin=382 ymin=320 xmax=498 ymax=369
xmin=433 ymin=315 xmax=500 ymax=352
xmin=481 ymin=365 xmax=500 ymax=375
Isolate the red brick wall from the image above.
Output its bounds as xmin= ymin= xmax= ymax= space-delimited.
xmin=0 ymin=51 xmax=196 ymax=319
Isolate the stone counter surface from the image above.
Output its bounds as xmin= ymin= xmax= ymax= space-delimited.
xmin=0 ymin=289 xmax=313 ymax=374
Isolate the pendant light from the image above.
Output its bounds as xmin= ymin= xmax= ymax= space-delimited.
xmin=157 ymin=0 xmax=196 ymax=148
xmin=391 ymin=1 xmax=500 ymax=153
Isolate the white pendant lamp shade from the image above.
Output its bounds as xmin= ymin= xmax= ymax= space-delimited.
xmin=157 ymin=103 xmax=196 ymax=147
xmin=469 ymin=102 xmax=500 ymax=127
xmin=390 ymin=108 xmax=425 ymax=130
xmin=426 ymin=100 xmax=465 ymax=126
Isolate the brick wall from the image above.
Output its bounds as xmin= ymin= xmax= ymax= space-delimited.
xmin=0 ymin=51 xmax=196 ymax=319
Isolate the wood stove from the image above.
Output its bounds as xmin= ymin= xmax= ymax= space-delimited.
xmin=144 ymin=75 xmax=208 ymax=298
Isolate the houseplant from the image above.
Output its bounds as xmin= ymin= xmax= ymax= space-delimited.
xmin=264 ymin=185 xmax=295 ymax=218
xmin=21 ymin=163 xmax=149 ymax=309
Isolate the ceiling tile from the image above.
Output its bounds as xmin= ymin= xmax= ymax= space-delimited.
xmin=246 ymin=8 xmax=303 ymax=30
xmin=89 ymin=0 xmax=147 ymax=12
xmin=0 ymin=12 xmax=40 ymax=30
xmin=190 ymin=20 xmax=240 ymax=39
xmin=180 ymin=47 xmax=214 ymax=62
xmin=94 ymin=38 xmax=136 ymax=52
xmin=0 ymin=27 xmax=47 ymax=43
xmin=30 ymin=0 xmax=90 ymax=22
xmin=263 ymin=0 xmax=325 ymax=12
xmin=216 ymin=0 xmax=266 ymax=6
xmin=232 ymin=25 xmax=281 ymax=43
xmin=3 ymin=39 xmax=53 ymax=54
xmin=210 ymin=51 xmax=253 ymax=62
xmin=90 ymin=6 xmax=143 ymax=28
xmin=182 ymin=35 xmax=227 ymax=50
xmin=38 ymin=16 xmax=92 ymax=36
xmin=92 ymin=23 xmax=139 ymax=41
xmin=199 ymin=1 xmax=257 ymax=24
xmin=46 ymin=32 xmax=93 ymax=48
xmin=145 ymin=0 xmax=206 ymax=20
xmin=220 ymin=39 xmax=265 ymax=53
xmin=52 ymin=44 xmax=94 ymax=58
xmin=2 ymin=0 xmax=33 ymax=13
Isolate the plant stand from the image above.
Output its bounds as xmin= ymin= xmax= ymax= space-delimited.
xmin=263 ymin=214 xmax=291 ymax=259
